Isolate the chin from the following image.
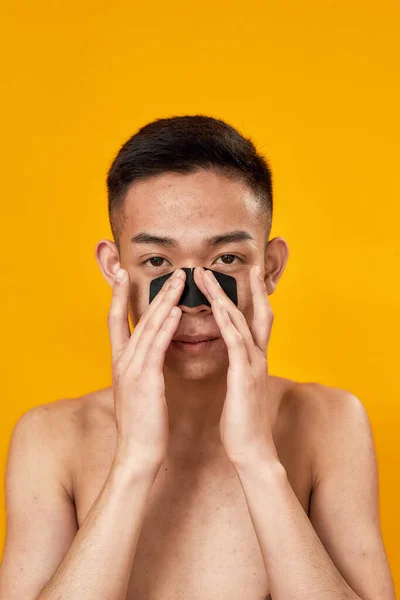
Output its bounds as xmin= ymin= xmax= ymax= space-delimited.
xmin=163 ymin=352 xmax=228 ymax=381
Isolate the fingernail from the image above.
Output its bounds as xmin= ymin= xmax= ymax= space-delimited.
xmin=255 ymin=265 xmax=263 ymax=280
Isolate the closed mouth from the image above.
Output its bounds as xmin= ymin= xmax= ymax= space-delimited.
xmin=172 ymin=336 xmax=219 ymax=343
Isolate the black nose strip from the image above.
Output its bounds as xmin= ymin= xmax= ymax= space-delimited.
xmin=149 ymin=267 xmax=238 ymax=307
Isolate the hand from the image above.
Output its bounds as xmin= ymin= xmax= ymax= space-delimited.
xmin=108 ymin=267 xmax=185 ymax=471
xmin=194 ymin=265 xmax=278 ymax=466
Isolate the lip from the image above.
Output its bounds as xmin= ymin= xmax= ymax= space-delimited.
xmin=172 ymin=334 xmax=219 ymax=342
xmin=170 ymin=337 xmax=222 ymax=354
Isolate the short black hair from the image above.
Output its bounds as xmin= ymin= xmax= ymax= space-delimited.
xmin=106 ymin=114 xmax=273 ymax=252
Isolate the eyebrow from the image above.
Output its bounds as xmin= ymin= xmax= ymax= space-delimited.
xmin=130 ymin=230 xmax=256 ymax=248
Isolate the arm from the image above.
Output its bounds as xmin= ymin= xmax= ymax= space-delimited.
xmin=233 ymin=385 xmax=396 ymax=600
xmin=0 ymin=404 xmax=158 ymax=600
xmin=307 ymin=386 xmax=395 ymax=600
xmin=1 ymin=265 xmax=188 ymax=600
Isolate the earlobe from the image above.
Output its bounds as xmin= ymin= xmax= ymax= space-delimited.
xmin=265 ymin=278 xmax=276 ymax=295
xmin=94 ymin=239 xmax=121 ymax=287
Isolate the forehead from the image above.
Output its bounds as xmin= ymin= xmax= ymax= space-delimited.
xmin=121 ymin=169 xmax=262 ymax=242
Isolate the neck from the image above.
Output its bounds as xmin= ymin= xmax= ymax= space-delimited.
xmin=163 ymin=363 xmax=229 ymax=462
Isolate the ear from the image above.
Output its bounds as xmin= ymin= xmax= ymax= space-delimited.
xmin=264 ymin=237 xmax=290 ymax=295
xmin=94 ymin=239 xmax=121 ymax=287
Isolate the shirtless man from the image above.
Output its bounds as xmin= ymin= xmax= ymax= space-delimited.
xmin=0 ymin=115 xmax=396 ymax=600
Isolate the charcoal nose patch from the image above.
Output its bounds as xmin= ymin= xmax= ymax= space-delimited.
xmin=149 ymin=267 xmax=238 ymax=307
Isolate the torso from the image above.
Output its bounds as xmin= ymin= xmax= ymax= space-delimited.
xmin=61 ymin=375 xmax=315 ymax=600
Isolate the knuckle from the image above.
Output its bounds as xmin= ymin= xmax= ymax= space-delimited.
xmin=248 ymin=372 xmax=256 ymax=386
xmin=241 ymin=375 xmax=254 ymax=391
xmin=237 ymin=312 xmax=247 ymax=326
xmin=133 ymin=378 xmax=147 ymax=395
xmin=234 ymin=332 xmax=245 ymax=346
xmin=112 ymin=358 xmax=126 ymax=380
xmin=255 ymin=360 xmax=267 ymax=378
xmin=142 ymin=318 xmax=157 ymax=337
xmin=150 ymin=340 xmax=164 ymax=355
xmin=108 ymin=306 xmax=120 ymax=324
xmin=160 ymin=288 xmax=173 ymax=302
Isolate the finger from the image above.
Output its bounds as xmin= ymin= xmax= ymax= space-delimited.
xmin=109 ymin=268 xmax=180 ymax=366
xmin=108 ymin=268 xmax=131 ymax=363
xmin=212 ymin=298 xmax=252 ymax=378
xmin=122 ymin=273 xmax=185 ymax=372
xmin=199 ymin=267 xmax=258 ymax=366
xmin=193 ymin=266 xmax=228 ymax=306
xmin=144 ymin=305 xmax=182 ymax=372
xmin=123 ymin=269 xmax=185 ymax=359
xmin=249 ymin=265 xmax=273 ymax=353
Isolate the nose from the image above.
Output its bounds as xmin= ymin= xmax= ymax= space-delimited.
xmin=178 ymin=303 xmax=211 ymax=314
xmin=174 ymin=266 xmax=211 ymax=312
xmin=148 ymin=266 xmax=237 ymax=310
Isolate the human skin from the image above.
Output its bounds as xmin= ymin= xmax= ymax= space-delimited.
xmin=0 ymin=169 xmax=394 ymax=599
xmin=96 ymin=168 xmax=289 ymax=458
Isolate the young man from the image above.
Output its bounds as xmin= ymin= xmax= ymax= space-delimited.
xmin=0 ymin=115 xmax=395 ymax=600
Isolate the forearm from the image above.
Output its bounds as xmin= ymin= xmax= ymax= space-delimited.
xmin=235 ymin=459 xmax=359 ymax=600
xmin=37 ymin=455 xmax=158 ymax=600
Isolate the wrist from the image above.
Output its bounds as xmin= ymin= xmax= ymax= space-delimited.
xmin=228 ymin=441 xmax=281 ymax=471
xmin=233 ymin=454 xmax=286 ymax=482
xmin=112 ymin=447 xmax=163 ymax=484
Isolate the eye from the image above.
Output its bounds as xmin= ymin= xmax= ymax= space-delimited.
xmin=142 ymin=256 xmax=169 ymax=268
xmin=141 ymin=254 xmax=242 ymax=269
xmin=214 ymin=254 xmax=241 ymax=265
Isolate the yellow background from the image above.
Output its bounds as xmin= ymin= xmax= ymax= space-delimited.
xmin=1 ymin=0 xmax=399 ymax=591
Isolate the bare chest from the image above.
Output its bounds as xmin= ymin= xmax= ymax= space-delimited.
xmin=72 ymin=428 xmax=311 ymax=600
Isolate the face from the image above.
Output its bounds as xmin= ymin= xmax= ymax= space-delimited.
xmin=96 ymin=169 xmax=288 ymax=380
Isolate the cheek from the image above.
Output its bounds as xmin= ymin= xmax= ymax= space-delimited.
xmin=236 ymin=277 xmax=252 ymax=304
xmin=127 ymin=280 xmax=148 ymax=327
xmin=236 ymin=282 xmax=253 ymax=319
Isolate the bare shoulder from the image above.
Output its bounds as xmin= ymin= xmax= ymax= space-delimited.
xmin=19 ymin=386 xmax=111 ymax=432
xmin=274 ymin=375 xmax=368 ymax=425
xmin=288 ymin=379 xmax=370 ymax=431
xmin=13 ymin=387 xmax=115 ymax=498
xmin=278 ymin=378 xmax=373 ymax=483
xmin=32 ymin=386 xmax=114 ymax=432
